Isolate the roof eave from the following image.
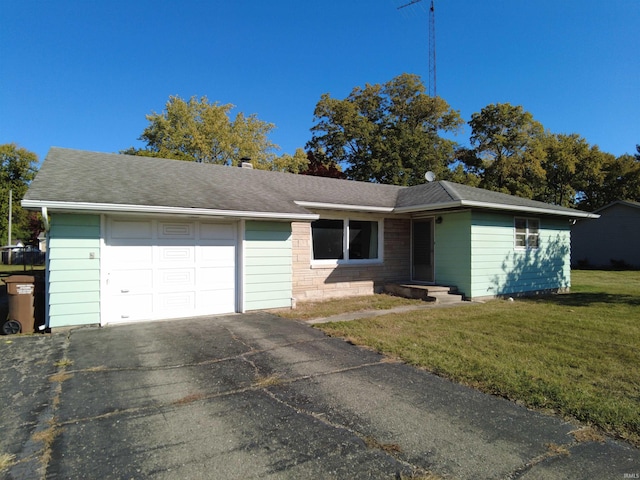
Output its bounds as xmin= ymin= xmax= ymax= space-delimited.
xmin=461 ymin=200 xmax=600 ymax=218
xmin=394 ymin=201 xmax=463 ymax=214
xmin=21 ymin=200 xmax=319 ymax=221
xmin=294 ymin=201 xmax=395 ymax=213
xmin=394 ymin=200 xmax=600 ymax=218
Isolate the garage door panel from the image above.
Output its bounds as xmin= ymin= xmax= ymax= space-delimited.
xmin=158 ymin=291 xmax=196 ymax=312
xmin=200 ymin=223 xmax=235 ymax=240
xmin=157 ymin=268 xmax=195 ymax=289
xmin=111 ymin=220 xmax=153 ymax=239
xmin=113 ymin=294 xmax=154 ymax=323
xmin=198 ymin=289 xmax=235 ymax=313
xmin=199 ymin=244 xmax=235 ymax=262
xmin=198 ymin=266 xmax=235 ymax=287
xmin=105 ymin=218 xmax=236 ymax=325
xmin=110 ymin=245 xmax=154 ymax=264
xmin=110 ymin=269 xmax=154 ymax=292
xmin=159 ymin=222 xmax=195 ymax=239
xmin=158 ymin=245 xmax=195 ymax=263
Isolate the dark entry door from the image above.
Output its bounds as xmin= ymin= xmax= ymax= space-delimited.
xmin=412 ymin=219 xmax=434 ymax=283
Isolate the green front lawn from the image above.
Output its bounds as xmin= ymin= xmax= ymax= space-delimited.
xmin=311 ymin=270 xmax=640 ymax=446
xmin=0 ymin=264 xmax=45 ymax=276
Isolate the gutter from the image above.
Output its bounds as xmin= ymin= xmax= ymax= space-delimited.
xmin=294 ymin=201 xmax=395 ymax=213
xmin=394 ymin=200 xmax=600 ymax=219
xmin=21 ymin=200 xmax=319 ymax=222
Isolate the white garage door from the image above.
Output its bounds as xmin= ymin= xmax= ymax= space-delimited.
xmin=104 ymin=218 xmax=236 ymax=324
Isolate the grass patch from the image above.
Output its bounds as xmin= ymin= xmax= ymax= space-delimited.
xmin=0 ymin=453 xmax=15 ymax=471
xmin=32 ymin=423 xmax=60 ymax=469
xmin=570 ymin=426 xmax=606 ymax=444
xmin=53 ymin=358 xmax=73 ymax=368
xmin=255 ymin=374 xmax=282 ymax=388
xmin=276 ymin=294 xmax=424 ymax=320
xmin=0 ymin=264 xmax=44 ymax=277
xmin=363 ymin=435 xmax=402 ymax=453
xmin=49 ymin=372 xmax=73 ymax=383
xmin=315 ymin=270 xmax=640 ymax=445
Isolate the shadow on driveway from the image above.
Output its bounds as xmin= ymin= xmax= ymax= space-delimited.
xmin=1 ymin=313 xmax=638 ymax=479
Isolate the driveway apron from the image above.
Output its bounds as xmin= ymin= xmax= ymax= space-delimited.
xmin=2 ymin=313 xmax=639 ymax=479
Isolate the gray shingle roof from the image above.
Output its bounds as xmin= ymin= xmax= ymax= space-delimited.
xmin=24 ymin=147 xmax=595 ymax=218
xmin=593 ymin=200 xmax=640 ymax=213
xmin=24 ymin=148 xmax=401 ymax=215
xmin=396 ymin=180 xmax=592 ymax=217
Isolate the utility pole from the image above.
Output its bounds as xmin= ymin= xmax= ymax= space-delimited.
xmin=8 ymin=189 xmax=12 ymax=265
xmin=8 ymin=189 xmax=12 ymax=247
xmin=397 ymin=0 xmax=437 ymax=97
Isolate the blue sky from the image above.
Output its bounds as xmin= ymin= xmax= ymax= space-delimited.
xmin=1 ymin=0 xmax=638 ymax=166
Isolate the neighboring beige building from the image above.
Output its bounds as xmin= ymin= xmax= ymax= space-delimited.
xmin=571 ymin=200 xmax=640 ymax=269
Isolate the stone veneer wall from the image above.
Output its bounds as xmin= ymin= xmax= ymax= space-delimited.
xmin=292 ymin=218 xmax=410 ymax=302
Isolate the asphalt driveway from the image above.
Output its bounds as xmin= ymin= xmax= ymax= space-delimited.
xmin=1 ymin=313 xmax=639 ymax=479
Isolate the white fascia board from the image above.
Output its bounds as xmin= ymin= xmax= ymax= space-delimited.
xmin=21 ymin=199 xmax=319 ymax=221
xmin=393 ymin=201 xmax=463 ymax=214
xmin=294 ymin=201 xmax=395 ymax=213
xmin=460 ymin=200 xmax=600 ymax=218
xmin=394 ymin=200 xmax=600 ymax=219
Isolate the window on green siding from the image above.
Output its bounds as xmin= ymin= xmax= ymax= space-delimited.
xmin=515 ymin=218 xmax=539 ymax=249
xmin=312 ymin=219 xmax=380 ymax=262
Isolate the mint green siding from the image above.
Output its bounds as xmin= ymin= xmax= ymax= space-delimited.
xmin=433 ymin=211 xmax=571 ymax=299
xmin=434 ymin=211 xmax=472 ymax=296
xmin=469 ymin=212 xmax=570 ymax=298
xmin=244 ymin=221 xmax=292 ymax=310
xmin=47 ymin=214 xmax=101 ymax=327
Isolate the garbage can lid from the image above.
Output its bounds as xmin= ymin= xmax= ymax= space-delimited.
xmin=5 ymin=275 xmax=36 ymax=283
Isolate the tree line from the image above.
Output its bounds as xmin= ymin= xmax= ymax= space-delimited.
xmin=123 ymin=74 xmax=639 ymax=211
xmin=3 ymin=73 xmax=639 ymax=244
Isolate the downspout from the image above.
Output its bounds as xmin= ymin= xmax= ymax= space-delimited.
xmin=41 ymin=206 xmax=50 ymax=232
xmin=40 ymin=206 xmax=50 ymax=332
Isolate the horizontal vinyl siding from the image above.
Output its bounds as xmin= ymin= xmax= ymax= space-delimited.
xmin=244 ymin=221 xmax=293 ymax=310
xmin=47 ymin=214 xmax=101 ymax=327
xmin=434 ymin=211 xmax=472 ymax=297
xmin=470 ymin=212 xmax=570 ymax=298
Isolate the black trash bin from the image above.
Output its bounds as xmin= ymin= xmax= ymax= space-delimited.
xmin=3 ymin=275 xmax=36 ymax=334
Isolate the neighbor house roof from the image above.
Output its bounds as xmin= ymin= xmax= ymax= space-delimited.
xmin=592 ymin=200 xmax=640 ymax=214
xmin=23 ymin=147 xmax=598 ymax=219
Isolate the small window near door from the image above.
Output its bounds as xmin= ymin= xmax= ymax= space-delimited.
xmin=515 ymin=218 xmax=539 ymax=249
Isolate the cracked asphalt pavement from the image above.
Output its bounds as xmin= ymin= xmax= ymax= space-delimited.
xmin=1 ymin=312 xmax=639 ymax=479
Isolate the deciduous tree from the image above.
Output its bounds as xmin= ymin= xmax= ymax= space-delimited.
xmin=271 ymin=148 xmax=309 ymax=173
xmin=124 ymin=95 xmax=280 ymax=168
xmin=539 ymin=133 xmax=589 ymax=207
xmin=0 ymin=144 xmax=38 ymax=245
xmin=300 ymin=150 xmax=345 ymax=179
xmin=307 ymin=73 xmax=463 ymax=186
xmin=463 ymin=103 xmax=546 ymax=198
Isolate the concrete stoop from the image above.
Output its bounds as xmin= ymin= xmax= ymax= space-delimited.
xmin=384 ymin=283 xmax=464 ymax=304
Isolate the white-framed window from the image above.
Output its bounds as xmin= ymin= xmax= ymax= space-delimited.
xmin=311 ymin=218 xmax=382 ymax=264
xmin=515 ymin=217 xmax=540 ymax=249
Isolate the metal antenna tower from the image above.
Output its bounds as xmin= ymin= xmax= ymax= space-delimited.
xmin=398 ymin=0 xmax=437 ymax=97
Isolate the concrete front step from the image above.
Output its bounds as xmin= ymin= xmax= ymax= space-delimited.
xmin=384 ymin=283 xmax=464 ymax=303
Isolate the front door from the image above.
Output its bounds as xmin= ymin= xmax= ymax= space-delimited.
xmin=412 ymin=219 xmax=434 ymax=283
